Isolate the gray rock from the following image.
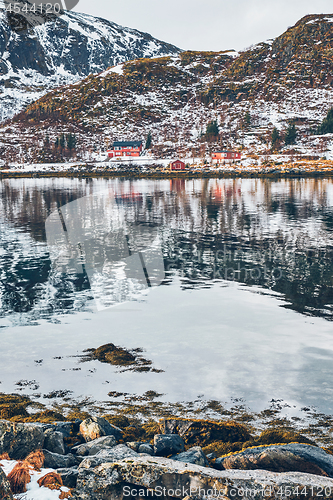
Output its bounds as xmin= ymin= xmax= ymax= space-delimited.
xmin=71 ymin=435 xmax=117 ymax=456
xmin=75 ymin=455 xmax=333 ymax=500
xmin=207 ymin=452 xmax=217 ymax=460
xmin=171 ymin=446 xmax=208 ymax=466
xmin=43 ymin=429 xmax=65 ymax=455
xmin=80 ymin=417 xmax=123 ymax=442
xmin=78 ymin=444 xmax=139 ymax=470
xmin=43 ymin=449 xmax=78 ymax=469
xmin=0 ymin=466 xmax=13 ymax=500
xmin=138 ymin=443 xmax=154 ymax=455
xmin=154 ymin=434 xmax=184 ymax=456
xmin=215 ymin=443 xmax=333 ymax=477
xmin=0 ymin=420 xmax=44 ymax=459
xmin=52 ymin=422 xmax=72 ymax=437
xmin=126 ymin=441 xmax=140 ymax=452
xmin=56 ymin=467 xmax=79 ymax=489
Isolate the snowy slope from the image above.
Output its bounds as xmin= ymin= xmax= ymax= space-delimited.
xmin=0 ymin=5 xmax=180 ymax=120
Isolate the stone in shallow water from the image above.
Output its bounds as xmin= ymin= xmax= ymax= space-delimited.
xmin=215 ymin=443 xmax=333 ymax=477
xmin=154 ymin=434 xmax=184 ymax=456
xmin=71 ymin=435 xmax=117 ymax=456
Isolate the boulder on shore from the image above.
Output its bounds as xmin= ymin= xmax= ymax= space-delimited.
xmin=215 ymin=443 xmax=333 ymax=477
xmin=78 ymin=444 xmax=140 ymax=470
xmin=171 ymin=445 xmax=208 ymax=466
xmin=0 ymin=467 xmax=13 ymax=500
xmin=43 ymin=428 xmax=65 ymax=455
xmin=43 ymin=449 xmax=78 ymax=469
xmin=75 ymin=455 xmax=333 ymax=500
xmin=0 ymin=420 xmax=44 ymax=459
xmin=154 ymin=434 xmax=184 ymax=456
xmin=159 ymin=417 xmax=251 ymax=446
xmin=71 ymin=435 xmax=117 ymax=456
xmin=79 ymin=417 xmax=123 ymax=442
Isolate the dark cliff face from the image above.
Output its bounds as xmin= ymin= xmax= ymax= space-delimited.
xmin=0 ymin=7 xmax=181 ymax=119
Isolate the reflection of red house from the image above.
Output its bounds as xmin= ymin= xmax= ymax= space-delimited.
xmin=212 ymin=151 xmax=241 ymax=163
xmin=170 ymin=160 xmax=186 ymax=171
xmin=107 ymin=141 xmax=143 ymax=158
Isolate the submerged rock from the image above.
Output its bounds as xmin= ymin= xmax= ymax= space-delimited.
xmin=80 ymin=416 xmax=123 ymax=442
xmin=71 ymin=435 xmax=117 ymax=456
xmin=154 ymin=434 xmax=184 ymax=456
xmin=171 ymin=446 xmax=208 ymax=466
xmin=215 ymin=443 xmax=333 ymax=477
xmin=0 ymin=420 xmax=44 ymax=459
xmin=78 ymin=444 xmax=140 ymax=470
xmin=75 ymin=455 xmax=333 ymax=500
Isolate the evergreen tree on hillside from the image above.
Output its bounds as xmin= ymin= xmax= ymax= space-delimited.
xmin=59 ymin=133 xmax=65 ymax=148
xmin=66 ymin=133 xmax=76 ymax=151
xmin=317 ymin=108 xmax=333 ymax=135
xmin=205 ymin=120 xmax=219 ymax=141
xmin=145 ymin=132 xmax=152 ymax=149
xmin=244 ymin=110 xmax=251 ymax=128
xmin=271 ymin=127 xmax=280 ymax=150
xmin=284 ymin=123 xmax=297 ymax=145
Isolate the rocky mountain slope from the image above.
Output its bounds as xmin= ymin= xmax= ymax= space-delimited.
xmin=3 ymin=14 xmax=333 ymax=163
xmin=0 ymin=4 xmax=180 ymax=120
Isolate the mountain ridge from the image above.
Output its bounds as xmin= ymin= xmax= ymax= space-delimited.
xmin=3 ymin=14 xmax=333 ymax=163
xmin=0 ymin=6 xmax=181 ymax=120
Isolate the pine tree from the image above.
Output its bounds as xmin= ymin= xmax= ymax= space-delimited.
xmin=317 ymin=108 xmax=333 ymax=135
xmin=271 ymin=127 xmax=280 ymax=150
xmin=145 ymin=132 xmax=152 ymax=149
xmin=244 ymin=110 xmax=251 ymax=128
xmin=284 ymin=123 xmax=297 ymax=145
xmin=205 ymin=120 xmax=219 ymax=140
xmin=59 ymin=133 xmax=65 ymax=148
xmin=66 ymin=133 xmax=76 ymax=151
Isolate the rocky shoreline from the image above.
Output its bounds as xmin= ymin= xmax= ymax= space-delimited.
xmin=1 ymin=160 xmax=333 ymax=179
xmin=2 ymin=415 xmax=333 ymax=499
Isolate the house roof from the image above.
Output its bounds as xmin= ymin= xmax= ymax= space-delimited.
xmin=170 ymin=159 xmax=185 ymax=163
xmin=112 ymin=141 xmax=143 ymax=148
xmin=213 ymin=151 xmax=239 ymax=153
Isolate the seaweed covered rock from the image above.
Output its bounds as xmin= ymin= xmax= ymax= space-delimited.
xmin=154 ymin=434 xmax=184 ymax=456
xmin=0 ymin=467 xmax=13 ymax=500
xmin=71 ymin=435 xmax=117 ymax=456
xmin=0 ymin=420 xmax=44 ymax=459
xmin=75 ymin=455 xmax=333 ymax=500
xmin=80 ymin=416 xmax=123 ymax=442
xmin=159 ymin=418 xmax=251 ymax=447
xmin=171 ymin=446 xmax=208 ymax=466
xmin=215 ymin=444 xmax=333 ymax=477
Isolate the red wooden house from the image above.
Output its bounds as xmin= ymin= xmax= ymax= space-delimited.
xmin=170 ymin=160 xmax=186 ymax=171
xmin=211 ymin=151 xmax=241 ymax=164
xmin=107 ymin=141 xmax=143 ymax=158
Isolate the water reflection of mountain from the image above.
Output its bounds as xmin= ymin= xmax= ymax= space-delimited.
xmin=0 ymin=178 xmax=332 ymax=321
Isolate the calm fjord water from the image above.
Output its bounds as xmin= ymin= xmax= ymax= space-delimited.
xmin=0 ymin=176 xmax=332 ymax=412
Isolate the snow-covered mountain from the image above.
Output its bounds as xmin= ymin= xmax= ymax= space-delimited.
xmin=0 ymin=5 xmax=180 ymax=120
